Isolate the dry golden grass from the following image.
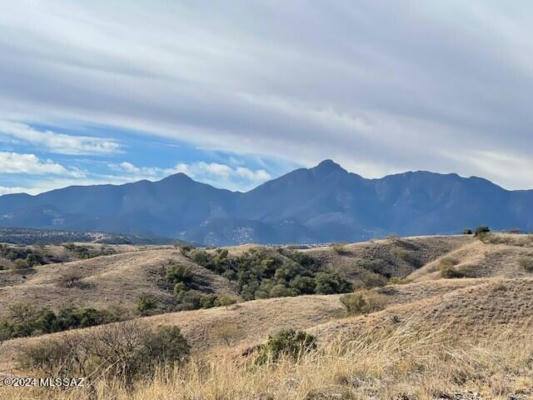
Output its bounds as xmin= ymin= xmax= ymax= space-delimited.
xmin=0 ymin=235 xmax=477 ymax=320
xmin=1 ymin=321 xmax=530 ymax=400
xmin=303 ymin=235 xmax=471 ymax=286
xmin=0 ymin=234 xmax=532 ymax=399
xmin=310 ymin=278 xmax=533 ymax=343
xmin=408 ymin=234 xmax=533 ymax=282
xmin=0 ymin=247 xmax=237 ymax=317
xmin=0 ymin=294 xmax=345 ymax=372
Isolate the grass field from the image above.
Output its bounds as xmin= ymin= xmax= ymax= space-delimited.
xmin=0 ymin=233 xmax=531 ymax=399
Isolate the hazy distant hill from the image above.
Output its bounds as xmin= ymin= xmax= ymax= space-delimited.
xmin=0 ymin=160 xmax=532 ymax=245
xmin=0 ymin=227 xmax=172 ymax=245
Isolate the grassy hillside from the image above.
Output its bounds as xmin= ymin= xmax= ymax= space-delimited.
xmin=0 ymin=233 xmax=531 ymax=399
xmin=408 ymin=233 xmax=533 ymax=281
xmin=0 ymin=246 xmax=237 ymax=318
xmin=0 ymin=235 xmax=473 ymax=318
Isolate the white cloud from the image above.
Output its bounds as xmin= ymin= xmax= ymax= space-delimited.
xmin=444 ymin=149 xmax=533 ymax=190
xmin=0 ymin=120 xmax=120 ymax=155
xmin=0 ymin=2 xmax=532 ymax=188
xmin=236 ymin=167 xmax=271 ymax=181
xmin=0 ymin=152 xmax=84 ymax=177
xmin=0 ymin=186 xmax=31 ymax=195
xmin=109 ymin=161 xmax=164 ymax=177
xmin=109 ymin=161 xmax=271 ymax=191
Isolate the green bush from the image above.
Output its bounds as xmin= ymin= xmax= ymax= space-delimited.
xmin=184 ymin=247 xmax=351 ymax=300
xmin=11 ymin=259 xmax=30 ymax=270
xmin=358 ymin=258 xmax=389 ymax=274
xmin=269 ymin=284 xmax=295 ymax=298
xmin=289 ymin=276 xmax=317 ymax=294
xmin=24 ymin=253 xmax=44 ymax=267
xmin=173 ymin=282 xmax=187 ymax=295
xmin=0 ymin=303 xmax=120 ymax=340
xmin=146 ymin=325 xmax=191 ymax=365
xmin=440 ymin=265 xmax=467 ymax=279
xmin=314 ymin=272 xmax=352 ymax=294
xmin=175 ymin=290 xmax=205 ymax=310
xmin=340 ymin=290 xmax=388 ymax=315
xmin=463 ymin=229 xmax=473 ymax=235
xmin=255 ymin=329 xmax=317 ymax=364
xmin=199 ymin=294 xmax=218 ymax=309
xmin=474 ymin=226 xmax=490 ymax=237
xmin=213 ymin=294 xmax=240 ymax=307
xmin=137 ymin=295 xmax=159 ymax=315
xmin=165 ymin=264 xmax=194 ymax=285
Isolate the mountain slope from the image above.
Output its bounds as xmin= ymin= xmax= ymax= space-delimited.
xmin=0 ymin=160 xmax=532 ymax=244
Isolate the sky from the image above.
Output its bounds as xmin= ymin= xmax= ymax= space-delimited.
xmin=0 ymin=1 xmax=532 ymax=195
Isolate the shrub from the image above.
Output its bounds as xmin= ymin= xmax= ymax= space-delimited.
xmin=331 ymin=244 xmax=349 ymax=255
xmin=282 ymin=251 xmax=321 ymax=269
xmin=17 ymin=322 xmax=190 ymax=384
xmin=518 ymin=257 xmax=533 ymax=272
xmin=165 ymin=264 xmax=194 ymax=285
xmin=175 ymin=290 xmax=204 ymax=310
xmin=358 ymin=258 xmax=389 ymax=274
xmin=290 ymin=275 xmax=317 ymax=294
xmin=11 ymin=259 xmax=30 ymax=270
xmin=57 ymin=272 xmax=91 ymax=289
xmin=210 ymin=320 xmax=245 ymax=346
xmin=26 ymin=253 xmax=44 ymax=267
xmin=440 ymin=265 xmax=467 ymax=279
xmin=147 ymin=325 xmax=191 ymax=365
xmin=137 ymin=295 xmax=159 ymax=315
xmin=474 ymin=226 xmax=490 ymax=237
xmin=213 ymin=294 xmax=240 ymax=307
xmin=340 ymin=290 xmax=388 ymax=315
xmin=314 ymin=272 xmax=352 ymax=294
xmin=57 ymin=306 xmax=115 ymax=329
xmin=63 ymin=244 xmax=93 ymax=259
xmin=255 ymin=329 xmax=317 ymax=364
xmin=199 ymin=294 xmax=218 ymax=309
xmin=0 ymin=303 xmax=120 ymax=340
xmin=269 ymin=284 xmax=294 ymax=298
xmin=179 ymin=244 xmax=194 ymax=253
xmin=185 ymin=247 xmax=350 ymax=300
xmin=189 ymin=249 xmax=214 ymax=268
xmin=173 ymin=282 xmax=187 ymax=295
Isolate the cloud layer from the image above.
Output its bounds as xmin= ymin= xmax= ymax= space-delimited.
xmin=0 ymin=1 xmax=532 ymax=189
xmin=0 ymin=120 xmax=120 ymax=155
xmin=0 ymin=152 xmax=83 ymax=177
xmin=110 ymin=161 xmax=270 ymax=191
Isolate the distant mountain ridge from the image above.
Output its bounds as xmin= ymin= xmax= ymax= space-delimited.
xmin=1 ymin=160 xmax=531 ymax=245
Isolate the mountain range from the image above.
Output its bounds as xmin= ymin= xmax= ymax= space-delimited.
xmin=0 ymin=160 xmax=531 ymax=245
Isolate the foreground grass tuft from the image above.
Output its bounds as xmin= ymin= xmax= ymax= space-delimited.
xmin=3 ymin=320 xmax=531 ymax=400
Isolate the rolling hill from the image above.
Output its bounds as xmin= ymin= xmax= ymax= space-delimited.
xmin=0 ymin=233 xmax=531 ymax=399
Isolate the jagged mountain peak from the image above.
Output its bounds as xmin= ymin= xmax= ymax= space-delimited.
xmin=312 ymin=159 xmax=346 ymax=173
xmin=0 ymin=161 xmax=531 ymax=245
